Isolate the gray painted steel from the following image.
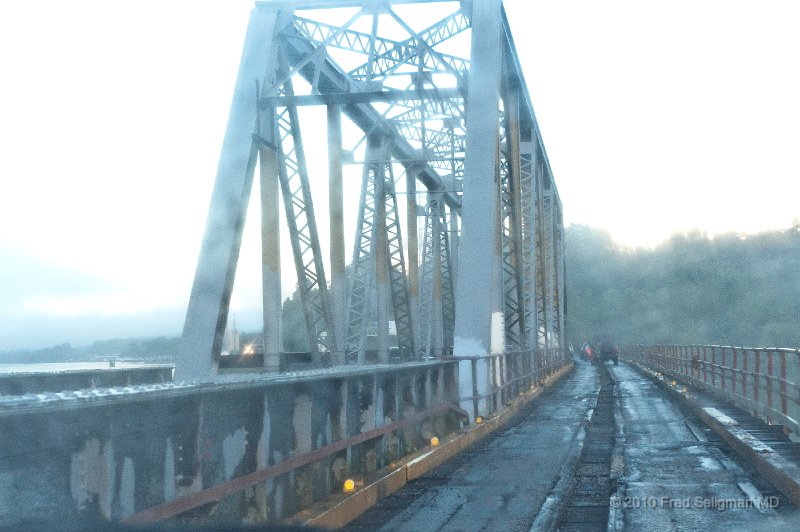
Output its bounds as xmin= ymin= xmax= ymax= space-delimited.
xmin=177 ymin=8 xmax=282 ymax=380
xmin=453 ymin=0 xmax=503 ymax=359
xmin=178 ymin=0 xmax=566 ymax=419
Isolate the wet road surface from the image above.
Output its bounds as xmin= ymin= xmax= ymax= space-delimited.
xmin=345 ymin=363 xmax=599 ymax=531
xmin=343 ymin=361 xmax=800 ymax=531
xmin=611 ymin=363 xmax=797 ymax=531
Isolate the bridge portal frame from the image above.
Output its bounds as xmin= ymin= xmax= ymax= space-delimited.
xmin=176 ymin=0 xmax=566 ymax=422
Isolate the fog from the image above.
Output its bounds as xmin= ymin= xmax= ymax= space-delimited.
xmin=1 ymin=0 xmax=799 ymax=354
xmin=566 ymin=224 xmax=800 ymax=349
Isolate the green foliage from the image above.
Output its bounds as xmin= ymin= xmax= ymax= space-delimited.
xmin=0 ymin=342 xmax=76 ymax=363
xmin=566 ymin=224 xmax=800 ymax=348
xmin=282 ymin=288 xmax=310 ymax=352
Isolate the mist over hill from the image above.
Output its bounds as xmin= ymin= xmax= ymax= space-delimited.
xmin=5 ymin=224 xmax=799 ymax=363
xmin=566 ymin=224 xmax=800 ymax=349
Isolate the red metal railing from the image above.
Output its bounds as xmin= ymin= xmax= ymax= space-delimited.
xmin=621 ymin=344 xmax=800 ymax=434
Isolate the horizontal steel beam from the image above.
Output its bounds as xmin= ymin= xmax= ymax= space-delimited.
xmin=260 ymin=87 xmax=464 ymax=107
xmin=0 ymin=360 xmax=452 ymax=417
xmin=257 ymin=0 xmax=455 ymax=8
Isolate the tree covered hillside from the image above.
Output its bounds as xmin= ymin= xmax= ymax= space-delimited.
xmin=566 ymin=224 xmax=800 ymax=348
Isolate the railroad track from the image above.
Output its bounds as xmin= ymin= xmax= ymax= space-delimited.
xmin=553 ymin=363 xmax=618 ymax=531
xmin=528 ymin=362 xmax=619 ymax=531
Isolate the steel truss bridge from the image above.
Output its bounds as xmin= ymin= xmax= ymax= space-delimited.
xmin=4 ymin=2 xmax=800 ymax=529
xmin=1 ymin=0 xmax=577 ymax=527
xmin=178 ymin=0 xmax=567 ymax=414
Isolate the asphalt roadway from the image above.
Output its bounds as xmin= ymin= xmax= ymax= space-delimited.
xmin=344 ymin=360 xmax=800 ymax=531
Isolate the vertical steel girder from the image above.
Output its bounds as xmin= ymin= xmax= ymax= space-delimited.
xmin=541 ymin=169 xmax=558 ymax=348
xmin=534 ymin=153 xmax=552 ymax=348
xmin=327 ymin=104 xmax=346 ymax=360
xmin=418 ymin=198 xmax=438 ymax=359
xmin=345 ymin=136 xmax=416 ymax=362
xmin=418 ymin=196 xmax=454 ymax=359
xmin=453 ymin=0 xmax=504 ymax=361
xmin=259 ymin=111 xmax=283 ymax=371
xmin=553 ymin=201 xmax=566 ymax=348
xmin=345 ymin=140 xmax=382 ymax=363
xmin=440 ymin=209 xmax=456 ymax=354
xmin=274 ymin=77 xmax=333 ymax=353
xmin=499 ymin=94 xmax=528 ymax=351
xmin=519 ymin=140 xmax=537 ymax=348
xmin=384 ymin=166 xmax=416 ymax=358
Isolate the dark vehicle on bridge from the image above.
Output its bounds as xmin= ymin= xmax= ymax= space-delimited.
xmin=592 ymin=335 xmax=619 ymax=365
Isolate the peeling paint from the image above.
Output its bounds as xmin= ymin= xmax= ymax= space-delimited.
xmin=223 ymin=429 xmax=247 ymax=480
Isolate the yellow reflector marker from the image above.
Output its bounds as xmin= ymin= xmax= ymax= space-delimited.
xmin=475 ymin=416 xmax=483 ymax=424
xmin=343 ymin=479 xmax=355 ymax=493
xmin=431 ymin=437 xmax=439 ymax=447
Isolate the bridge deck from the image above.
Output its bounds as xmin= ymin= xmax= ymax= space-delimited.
xmin=344 ymin=361 xmax=798 ymax=530
xmin=345 ymin=361 xmax=597 ymax=530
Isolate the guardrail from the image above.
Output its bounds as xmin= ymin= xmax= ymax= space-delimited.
xmin=621 ymin=344 xmax=800 ymax=435
xmin=0 ymin=360 xmax=463 ymax=527
xmin=1 ymin=347 xmax=570 ymax=527
xmin=448 ymin=347 xmax=569 ymax=419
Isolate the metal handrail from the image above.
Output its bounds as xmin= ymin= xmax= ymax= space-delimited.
xmin=621 ymin=343 xmax=800 ymax=435
xmin=446 ymin=347 xmax=569 ymax=418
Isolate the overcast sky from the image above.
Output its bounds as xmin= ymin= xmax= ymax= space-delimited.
xmin=1 ymin=1 xmax=798 ymax=350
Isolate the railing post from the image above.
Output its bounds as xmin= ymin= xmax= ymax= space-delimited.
xmin=540 ymin=349 xmax=545 ymax=378
xmin=732 ymin=348 xmax=738 ymax=395
xmin=529 ymin=348 xmax=535 ymax=389
xmin=499 ymin=353 xmax=506 ymax=404
xmin=494 ymin=354 xmax=501 ymax=411
xmin=781 ymin=351 xmax=788 ymax=418
xmin=703 ymin=346 xmax=708 ymax=384
xmin=742 ymin=350 xmax=748 ymax=402
xmin=471 ymin=357 xmax=479 ymax=420
xmin=720 ymin=347 xmax=726 ymax=390
xmin=685 ymin=345 xmax=690 ymax=377
xmin=711 ymin=346 xmax=716 ymax=387
xmin=755 ymin=349 xmax=761 ymax=405
xmin=767 ymin=350 xmax=774 ymax=415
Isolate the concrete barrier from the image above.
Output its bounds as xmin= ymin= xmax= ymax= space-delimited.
xmin=291 ymin=361 xmax=574 ymax=528
xmin=0 ymin=361 xmax=460 ymax=527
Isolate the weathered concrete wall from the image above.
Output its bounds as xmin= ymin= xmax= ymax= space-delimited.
xmin=0 ymin=361 xmax=459 ymax=527
xmin=0 ymin=365 xmax=173 ymax=395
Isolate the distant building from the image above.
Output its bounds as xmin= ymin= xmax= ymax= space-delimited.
xmin=223 ymin=315 xmax=241 ymax=356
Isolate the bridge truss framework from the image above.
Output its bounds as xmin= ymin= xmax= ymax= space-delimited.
xmin=177 ymin=0 xmax=565 ymax=416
